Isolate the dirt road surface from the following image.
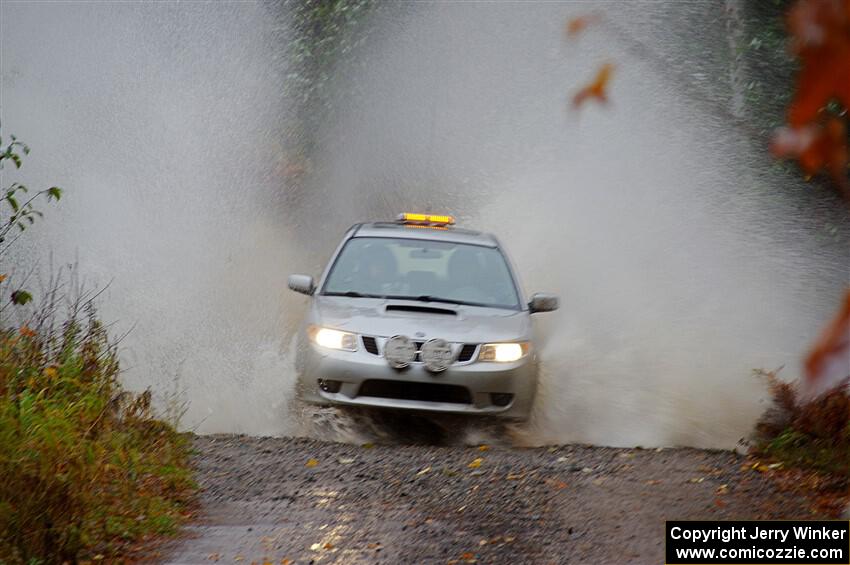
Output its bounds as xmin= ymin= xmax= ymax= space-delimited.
xmin=158 ymin=434 xmax=819 ymax=564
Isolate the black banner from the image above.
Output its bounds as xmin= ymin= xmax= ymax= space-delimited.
xmin=666 ymin=521 xmax=849 ymax=564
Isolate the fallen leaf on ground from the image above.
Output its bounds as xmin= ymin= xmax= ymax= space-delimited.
xmin=416 ymin=466 xmax=431 ymax=476
xmin=338 ymin=457 xmax=355 ymax=465
xmin=306 ymin=458 xmax=319 ymax=467
xmin=468 ymin=458 xmax=483 ymax=469
xmin=478 ymin=445 xmax=489 ymax=451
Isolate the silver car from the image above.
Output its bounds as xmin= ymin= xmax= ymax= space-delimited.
xmin=288 ymin=213 xmax=558 ymax=420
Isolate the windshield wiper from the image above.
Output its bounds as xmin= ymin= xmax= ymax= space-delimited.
xmin=324 ymin=291 xmax=386 ymax=298
xmin=386 ymin=294 xmax=481 ymax=307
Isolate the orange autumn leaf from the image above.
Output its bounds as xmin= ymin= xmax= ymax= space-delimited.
xmin=804 ymin=288 xmax=850 ymax=390
xmin=771 ymin=118 xmax=848 ymax=182
xmin=565 ymin=13 xmax=601 ymax=38
xmin=572 ymin=63 xmax=615 ymax=108
xmin=774 ymin=0 xmax=850 ymax=194
xmin=786 ymin=0 xmax=850 ymax=128
xmin=19 ymin=325 xmax=36 ymax=338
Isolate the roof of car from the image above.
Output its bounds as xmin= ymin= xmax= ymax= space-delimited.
xmin=352 ymin=222 xmax=499 ymax=247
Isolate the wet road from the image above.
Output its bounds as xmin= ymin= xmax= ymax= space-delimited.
xmin=156 ymin=434 xmax=820 ymax=564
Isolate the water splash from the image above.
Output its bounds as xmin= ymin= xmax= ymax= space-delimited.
xmin=2 ymin=2 xmax=847 ymax=448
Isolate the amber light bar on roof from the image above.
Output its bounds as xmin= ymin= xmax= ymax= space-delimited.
xmin=396 ymin=212 xmax=456 ymax=226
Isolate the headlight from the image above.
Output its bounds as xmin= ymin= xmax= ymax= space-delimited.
xmin=478 ymin=342 xmax=529 ymax=363
xmin=308 ymin=326 xmax=358 ymax=351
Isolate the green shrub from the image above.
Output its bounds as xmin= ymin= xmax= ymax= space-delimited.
xmin=0 ymin=304 xmax=194 ymax=563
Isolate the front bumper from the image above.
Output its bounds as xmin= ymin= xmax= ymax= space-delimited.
xmin=296 ymin=340 xmax=537 ymax=419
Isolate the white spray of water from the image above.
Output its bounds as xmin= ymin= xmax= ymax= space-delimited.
xmin=1 ymin=2 xmax=303 ymax=435
xmin=304 ymin=3 xmax=849 ymax=449
xmin=2 ymin=3 xmax=847 ymax=448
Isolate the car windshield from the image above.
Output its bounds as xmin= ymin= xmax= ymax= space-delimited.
xmin=322 ymin=237 xmax=520 ymax=309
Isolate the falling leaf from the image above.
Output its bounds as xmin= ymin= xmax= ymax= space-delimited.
xmin=803 ymin=289 xmax=850 ymax=390
xmin=572 ymin=63 xmax=615 ymax=108
xmin=565 ymin=12 xmax=601 ymax=37
xmin=10 ymin=290 xmax=33 ymax=306
xmin=468 ymin=458 xmax=483 ymax=469
xmin=478 ymin=445 xmax=489 ymax=452
xmin=0 ymin=274 xmax=6 ymax=283
xmin=306 ymin=458 xmax=319 ymax=467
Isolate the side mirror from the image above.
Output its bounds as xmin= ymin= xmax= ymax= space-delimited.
xmin=288 ymin=274 xmax=314 ymax=296
xmin=529 ymin=293 xmax=559 ymax=313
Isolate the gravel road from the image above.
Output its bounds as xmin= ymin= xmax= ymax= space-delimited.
xmin=158 ymin=431 xmax=820 ymax=564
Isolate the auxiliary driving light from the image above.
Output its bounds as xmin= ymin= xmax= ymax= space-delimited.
xmin=420 ymin=338 xmax=453 ymax=373
xmin=384 ymin=335 xmax=417 ymax=368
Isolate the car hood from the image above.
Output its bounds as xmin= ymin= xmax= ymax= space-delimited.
xmin=310 ymin=296 xmax=530 ymax=343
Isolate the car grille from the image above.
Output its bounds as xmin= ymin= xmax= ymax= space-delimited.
xmin=362 ymin=336 xmax=379 ymax=355
xmin=357 ymin=379 xmax=472 ymax=404
xmin=456 ymin=343 xmax=477 ymax=362
xmin=361 ymin=337 xmax=479 ymax=364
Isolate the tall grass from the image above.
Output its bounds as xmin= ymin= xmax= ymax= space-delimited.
xmin=0 ymin=291 xmax=194 ymax=563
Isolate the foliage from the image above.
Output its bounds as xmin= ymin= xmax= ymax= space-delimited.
xmin=0 ymin=123 xmax=194 ymax=561
xmin=285 ymin=0 xmax=378 ymax=154
xmin=754 ymin=369 xmax=849 ymax=477
xmin=770 ymin=0 xmax=850 ymax=199
xmin=0 ymin=295 xmax=194 ymax=563
xmin=0 ymin=126 xmax=63 ymax=309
